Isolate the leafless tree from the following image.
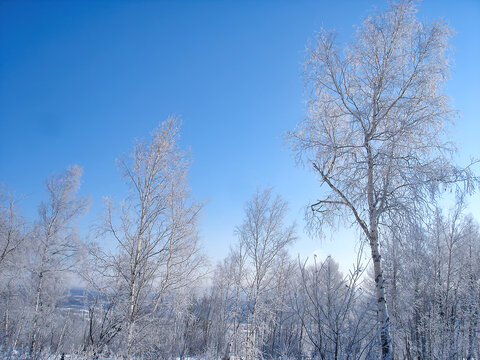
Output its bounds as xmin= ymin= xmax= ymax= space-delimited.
xmin=235 ymin=189 xmax=296 ymax=360
xmin=26 ymin=166 xmax=88 ymax=356
xmin=0 ymin=187 xmax=26 ymax=273
xmin=287 ymin=1 xmax=477 ymax=357
xmin=88 ymin=117 xmax=205 ymax=357
xmin=0 ymin=187 xmax=27 ymax=353
xmin=295 ymin=247 xmax=376 ymax=360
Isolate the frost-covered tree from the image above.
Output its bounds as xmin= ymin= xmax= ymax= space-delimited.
xmin=26 ymin=166 xmax=88 ymax=356
xmin=0 ymin=187 xmax=27 ymax=353
xmin=287 ymin=1 xmax=476 ymax=357
xmin=295 ymin=250 xmax=376 ymax=359
xmin=87 ymin=117 xmax=204 ymax=357
xmin=235 ymin=189 xmax=296 ymax=360
xmin=0 ymin=187 xmax=26 ymax=273
xmin=380 ymin=193 xmax=480 ymax=359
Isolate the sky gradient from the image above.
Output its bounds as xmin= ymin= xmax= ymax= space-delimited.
xmin=1 ymin=0 xmax=479 ymax=269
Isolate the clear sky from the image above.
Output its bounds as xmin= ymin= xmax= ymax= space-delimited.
xmin=1 ymin=0 xmax=479 ymax=270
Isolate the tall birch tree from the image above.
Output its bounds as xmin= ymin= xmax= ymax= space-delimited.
xmin=0 ymin=187 xmax=25 ymax=273
xmin=90 ymin=116 xmax=204 ymax=356
xmin=235 ymin=189 xmax=296 ymax=360
xmin=287 ymin=1 xmax=476 ymax=357
xmin=27 ymin=166 xmax=88 ymax=356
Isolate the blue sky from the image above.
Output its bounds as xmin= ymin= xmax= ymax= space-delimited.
xmin=1 ymin=0 xmax=479 ymax=269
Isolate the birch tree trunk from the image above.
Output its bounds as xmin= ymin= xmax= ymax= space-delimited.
xmin=369 ymin=232 xmax=391 ymax=358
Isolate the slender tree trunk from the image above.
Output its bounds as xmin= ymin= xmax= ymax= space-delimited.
xmin=30 ymin=271 xmax=44 ymax=355
xmin=366 ymin=142 xmax=392 ymax=359
xmin=369 ymin=232 xmax=392 ymax=359
xmin=12 ymin=321 xmax=22 ymax=356
xmin=126 ymin=232 xmax=142 ymax=356
xmin=126 ymin=291 xmax=136 ymax=357
xmin=56 ymin=311 xmax=69 ymax=354
xmin=3 ymin=296 xmax=8 ymax=338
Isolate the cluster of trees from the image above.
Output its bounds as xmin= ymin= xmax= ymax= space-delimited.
xmin=1 ymin=173 xmax=479 ymax=359
xmin=0 ymin=1 xmax=478 ymax=359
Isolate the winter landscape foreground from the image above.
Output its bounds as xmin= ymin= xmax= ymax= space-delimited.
xmin=1 ymin=0 xmax=479 ymax=359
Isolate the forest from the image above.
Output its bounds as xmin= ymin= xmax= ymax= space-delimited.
xmin=0 ymin=1 xmax=479 ymax=359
